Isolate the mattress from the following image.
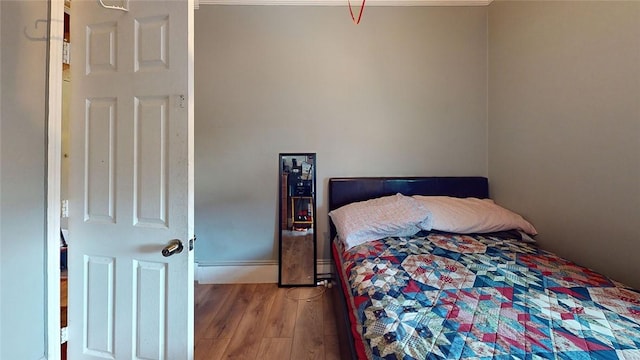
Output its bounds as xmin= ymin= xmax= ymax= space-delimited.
xmin=333 ymin=231 xmax=640 ymax=360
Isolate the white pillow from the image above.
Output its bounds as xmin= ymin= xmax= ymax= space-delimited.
xmin=328 ymin=193 xmax=431 ymax=249
xmin=412 ymin=196 xmax=538 ymax=235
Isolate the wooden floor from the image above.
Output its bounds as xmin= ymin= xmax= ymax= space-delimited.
xmin=195 ymin=283 xmax=340 ymax=360
xmin=61 ymin=281 xmax=338 ymax=359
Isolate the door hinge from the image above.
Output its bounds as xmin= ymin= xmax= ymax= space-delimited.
xmin=61 ymin=199 xmax=69 ymax=218
xmin=61 ymin=326 xmax=68 ymax=344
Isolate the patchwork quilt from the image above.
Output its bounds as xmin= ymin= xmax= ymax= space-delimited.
xmin=335 ymin=231 xmax=640 ymax=360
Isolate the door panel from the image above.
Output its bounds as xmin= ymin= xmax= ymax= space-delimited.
xmin=86 ymin=22 xmax=117 ymax=75
xmin=85 ymin=97 xmax=116 ymax=223
xmin=134 ymin=260 xmax=167 ymax=359
xmin=133 ymin=95 xmax=169 ymax=228
xmin=134 ymin=16 xmax=170 ymax=72
xmin=68 ymin=1 xmax=193 ymax=359
xmin=84 ymin=256 xmax=115 ymax=357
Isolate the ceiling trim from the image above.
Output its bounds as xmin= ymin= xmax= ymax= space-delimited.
xmin=198 ymin=0 xmax=492 ymax=6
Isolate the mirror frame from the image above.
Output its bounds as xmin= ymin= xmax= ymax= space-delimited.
xmin=278 ymin=153 xmax=317 ymax=287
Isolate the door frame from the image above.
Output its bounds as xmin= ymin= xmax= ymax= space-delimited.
xmin=46 ymin=1 xmax=64 ymax=359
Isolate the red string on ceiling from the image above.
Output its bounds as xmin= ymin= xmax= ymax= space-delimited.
xmin=348 ymin=0 xmax=366 ymax=24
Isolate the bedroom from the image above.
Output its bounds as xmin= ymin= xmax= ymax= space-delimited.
xmin=193 ymin=2 xmax=639 ymax=357
xmin=194 ymin=0 xmax=640 ymax=290
xmin=1 ymin=0 xmax=638 ymax=359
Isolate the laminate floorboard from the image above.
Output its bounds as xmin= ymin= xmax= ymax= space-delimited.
xmin=195 ymin=283 xmax=340 ymax=360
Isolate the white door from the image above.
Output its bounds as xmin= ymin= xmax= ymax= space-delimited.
xmin=68 ymin=1 xmax=194 ymax=359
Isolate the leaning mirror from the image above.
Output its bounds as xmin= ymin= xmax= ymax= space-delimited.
xmin=278 ymin=153 xmax=316 ymax=287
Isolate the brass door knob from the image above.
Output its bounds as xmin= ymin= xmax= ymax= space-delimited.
xmin=162 ymin=239 xmax=184 ymax=257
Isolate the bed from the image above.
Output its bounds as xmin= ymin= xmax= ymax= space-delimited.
xmin=328 ymin=177 xmax=640 ymax=360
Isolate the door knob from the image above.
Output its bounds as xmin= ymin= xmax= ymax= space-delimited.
xmin=162 ymin=239 xmax=184 ymax=257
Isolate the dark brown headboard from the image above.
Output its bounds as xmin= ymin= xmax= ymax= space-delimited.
xmin=328 ymin=176 xmax=489 ymax=239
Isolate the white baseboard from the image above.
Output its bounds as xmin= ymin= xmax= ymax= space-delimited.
xmin=197 ymin=260 xmax=278 ymax=284
xmin=317 ymin=259 xmax=333 ymax=276
xmin=197 ymin=259 xmax=333 ymax=284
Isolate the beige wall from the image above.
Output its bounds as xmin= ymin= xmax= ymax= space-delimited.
xmin=488 ymin=1 xmax=640 ymax=288
xmin=194 ymin=6 xmax=488 ymax=263
xmin=0 ymin=1 xmax=49 ymax=358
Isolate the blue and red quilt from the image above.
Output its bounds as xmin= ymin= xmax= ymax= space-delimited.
xmin=335 ymin=231 xmax=640 ymax=359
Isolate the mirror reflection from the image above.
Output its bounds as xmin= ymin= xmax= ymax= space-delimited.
xmin=279 ymin=153 xmax=316 ymax=286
